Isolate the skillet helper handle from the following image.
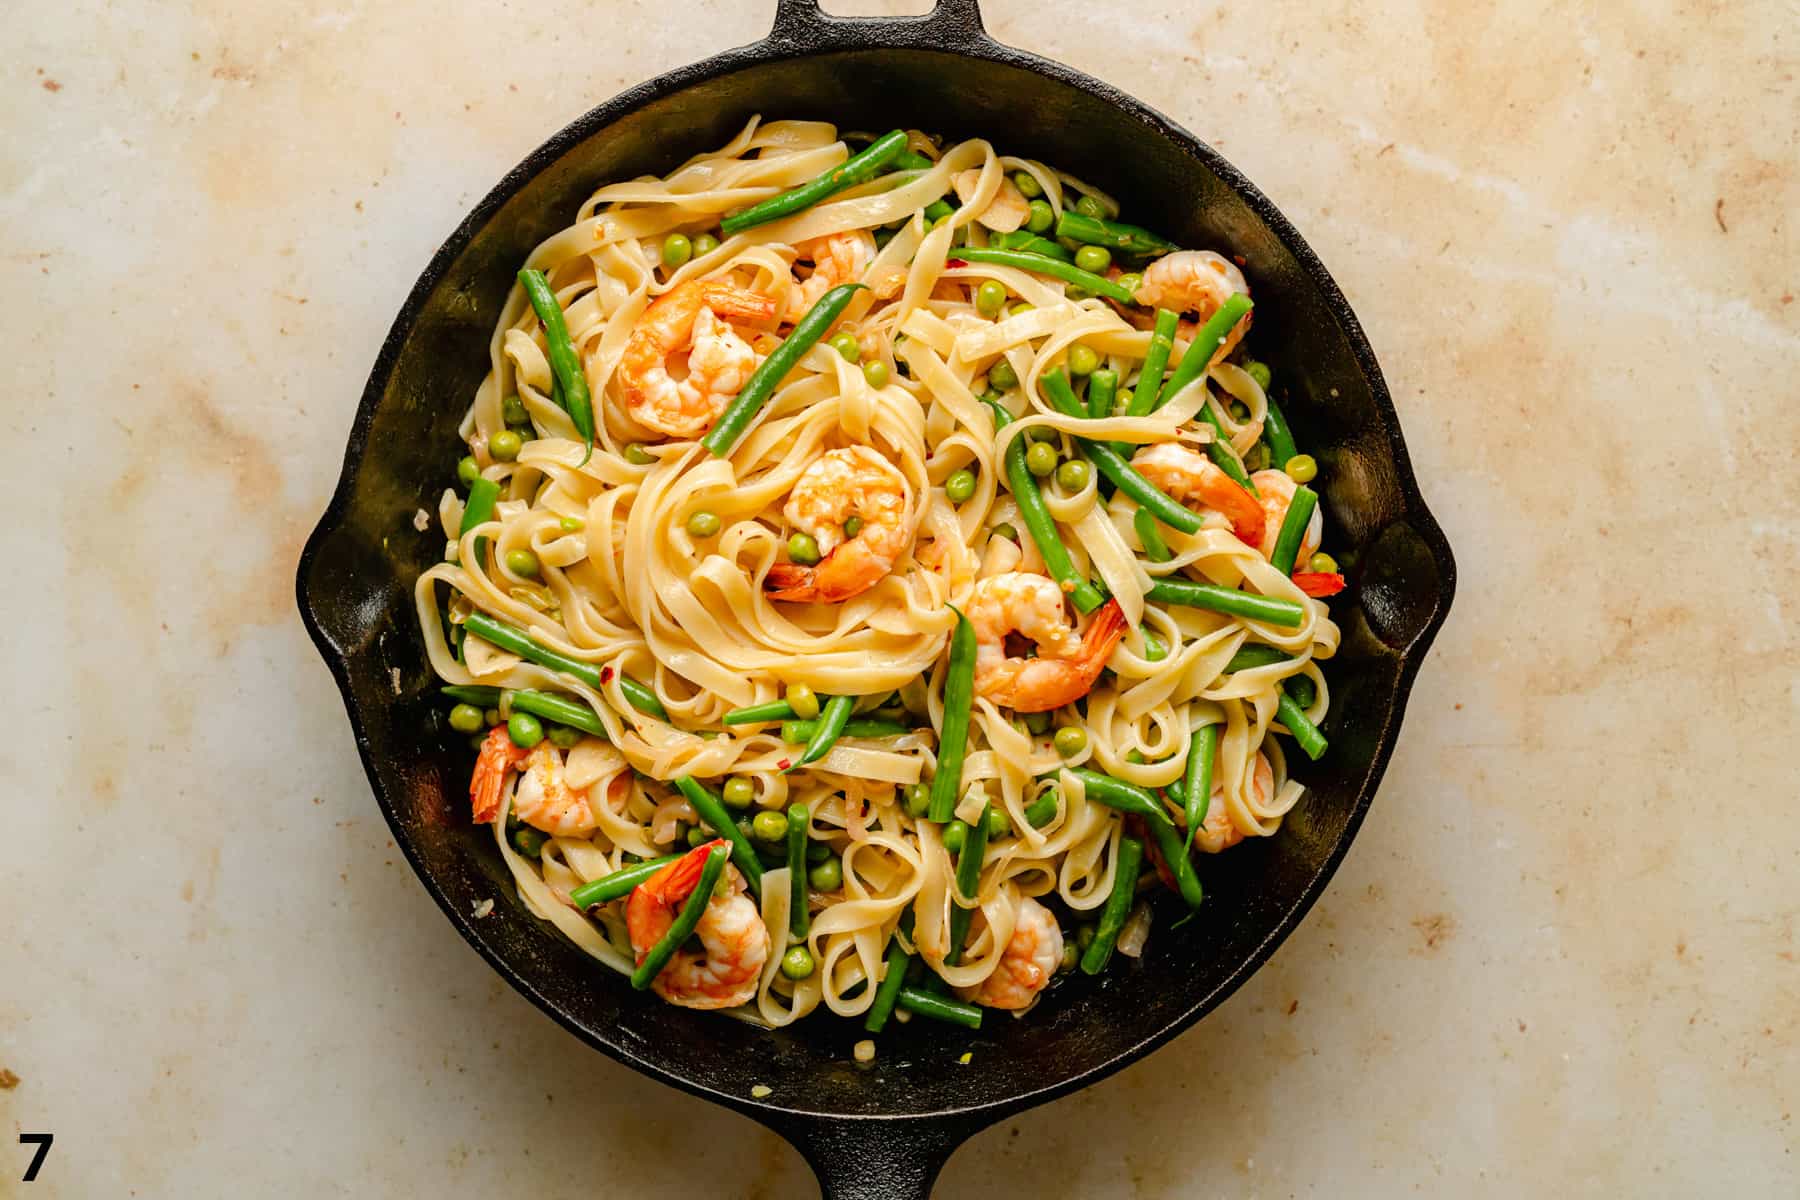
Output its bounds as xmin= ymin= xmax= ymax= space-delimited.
xmin=766 ymin=1111 xmax=970 ymax=1200
xmin=768 ymin=0 xmax=988 ymax=49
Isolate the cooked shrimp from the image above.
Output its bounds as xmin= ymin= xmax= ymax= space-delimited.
xmin=1131 ymin=442 xmax=1264 ymax=549
xmin=957 ymin=896 xmax=1062 ymax=1010
xmin=764 ymin=446 xmax=914 ymax=603
xmin=617 ymin=279 xmax=777 ymax=438
xmin=786 ymin=231 xmax=877 ymax=322
xmin=1132 ymin=250 xmax=1251 ymax=362
xmin=1192 ymin=750 xmax=1273 ymax=853
xmin=968 ymin=572 xmax=1127 ymax=712
xmin=469 ymin=727 xmax=628 ymax=838
xmin=626 ymin=840 xmax=770 ymax=1010
xmin=1250 ymin=468 xmax=1322 ymax=565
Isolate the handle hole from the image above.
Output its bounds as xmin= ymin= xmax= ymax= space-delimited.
xmin=817 ymin=0 xmax=934 ymax=13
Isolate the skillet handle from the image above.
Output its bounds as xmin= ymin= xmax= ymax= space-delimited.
xmin=763 ymin=1111 xmax=971 ymax=1199
xmin=768 ymin=0 xmax=989 ymax=49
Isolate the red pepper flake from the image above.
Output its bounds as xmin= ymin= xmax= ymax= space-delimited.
xmin=1290 ymin=572 xmax=1346 ymax=598
xmin=947 ymin=258 xmax=968 ymax=268
xmin=777 ymin=758 xmax=792 ymax=770
xmin=599 ymin=666 xmax=615 ymax=683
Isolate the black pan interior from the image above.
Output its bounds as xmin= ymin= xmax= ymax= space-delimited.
xmin=297 ymin=11 xmax=1453 ymax=1180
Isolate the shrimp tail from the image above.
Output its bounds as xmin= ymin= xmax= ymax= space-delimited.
xmin=763 ymin=542 xmax=887 ymax=603
xmin=700 ymin=282 xmax=777 ymax=324
xmin=470 ymin=726 xmax=524 ymax=824
xmin=1217 ymin=478 xmax=1265 ymax=548
xmin=1009 ymin=599 xmax=1128 ymax=713
xmin=1291 ymin=571 xmax=1345 ymax=598
xmin=642 ymin=838 xmax=728 ymax=908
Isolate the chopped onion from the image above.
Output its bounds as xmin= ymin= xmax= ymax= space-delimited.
xmin=651 ymin=796 xmax=697 ymax=844
xmin=853 ymin=1039 xmax=877 ymax=1064
xmin=1116 ymin=900 xmax=1153 ymax=959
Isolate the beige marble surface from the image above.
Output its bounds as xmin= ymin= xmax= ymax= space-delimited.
xmin=4 ymin=0 xmax=1795 ymax=1195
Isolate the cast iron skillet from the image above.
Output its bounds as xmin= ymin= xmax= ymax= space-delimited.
xmin=295 ymin=1 xmax=1455 ymax=1194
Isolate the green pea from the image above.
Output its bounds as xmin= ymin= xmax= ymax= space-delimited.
xmin=829 ymin=332 xmax=861 ymax=363
xmin=1075 ymin=922 xmax=1097 ymax=952
xmin=661 ymin=233 xmax=693 ymax=268
xmin=544 ymin=724 xmax=582 ymax=749
xmin=504 ymin=548 xmax=540 ymax=578
xmin=945 ymin=468 xmax=977 ymax=504
xmin=1308 ymin=551 xmax=1339 ymax=574
xmin=990 ymin=522 xmax=1020 ymax=544
xmin=862 ymin=360 xmax=890 ymax=389
xmin=1073 ymin=244 xmax=1111 ymax=273
xmin=987 ymin=357 xmax=1019 ymax=391
xmin=1285 ymin=454 xmax=1319 ymax=484
xmin=1114 ymin=271 xmax=1143 ymax=298
xmin=1023 ymin=710 xmax=1052 ymax=735
xmin=482 ymin=708 xmax=502 ymax=727
xmin=1229 ymin=400 xmax=1250 ymax=422
xmin=942 ymin=821 xmax=967 ymax=855
xmin=781 ymin=945 xmax=816 ymax=980
xmin=1025 ymin=199 xmax=1054 ymax=233
xmin=788 ymin=533 xmax=821 ymax=566
xmin=448 ymin=703 xmax=484 ymax=733
xmin=1056 ymin=459 xmax=1091 ymax=491
xmin=752 ymin=810 xmax=789 ymax=843
xmin=1074 ymin=194 xmax=1107 ymax=219
xmin=559 ymin=515 xmax=585 ymax=533
xmin=1065 ymin=285 xmax=1092 ymax=302
xmin=808 ymin=855 xmax=843 ymax=891
xmin=975 ymin=279 xmax=1008 ymax=317
xmin=686 ymin=510 xmax=721 ymax=538
xmin=1059 ymin=940 xmax=1079 ymax=973
xmin=692 ymin=232 xmax=720 ymax=257
xmin=686 ymin=825 xmax=709 ymax=848
xmin=1067 ymin=344 xmax=1100 ymax=377
xmin=511 ymin=825 xmax=547 ymax=858
xmin=844 ymin=516 xmax=864 ymax=539
xmin=1244 ymin=443 xmax=1271 ymax=472
xmin=786 ymin=683 xmax=820 ymax=720
xmin=1011 ymin=170 xmax=1044 ymax=199
xmin=501 ymin=394 xmax=529 ymax=425
xmin=1245 ymin=360 xmax=1273 ymax=390
xmin=1026 ymin=442 xmax=1059 ymax=478
xmin=1053 ymin=725 xmax=1088 ymax=758
xmin=985 ymin=806 xmax=1011 ymax=839
xmin=1008 ymin=302 xmax=1035 ymax=319
xmin=456 ymin=456 xmax=481 ymax=487
xmin=903 ymin=783 xmax=931 ymax=818
xmin=1025 ymin=423 xmax=1059 ymax=444
xmin=722 ymin=777 xmax=755 ymax=809
xmin=623 ymin=443 xmax=655 ymax=465
xmin=507 ymin=711 xmax=544 ymax=749
xmin=488 ymin=430 xmax=522 ymax=462
xmin=923 ymin=199 xmax=954 ymax=224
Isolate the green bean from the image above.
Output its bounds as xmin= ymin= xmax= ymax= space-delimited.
xmin=459 ymin=477 xmax=500 ymax=536
xmin=948 ymin=247 xmax=1135 ymax=304
xmin=1285 ymin=673 xmax=1318 ymax=709
xmin=892 ymin=149 xmax=934 ymax=172
xmin=792 ymin=693 xmax=855 ymax=769
xmin=441 ymin=684 xmax=501 ymax=707
xmin=1128 ymin=309 xmax=1180 ymax=418
xmin=1262 ymin=395 xmax=1299 ymax=469
xmin=723 ymin=699 xmax=795 ymax=725
xmin=1142 ymin=579 xmax=1305 ymax=628
xmin=1269 ymin=484 xmax=1318 ymax=576
xmin=517 ymin=269 xmax=595 ymax=465
xmin=1040 ymin=369 xmax=1202 ymax=535
xmin=781 ymin=716 xmax=911 ymax=743
xmin=1065 ymin=768 xmax=1176 ymax=827
xmin=672 ymin=776 xmax=764 ymax=899
xmin=1004 ymin=430 xmax=1106 ymax=613
xmin=946 ymin=802 xmax=992 ymax=967
xmin=460 ymin=613 xmax=666 ymax=719
xmin=1221 ymin=646 xmax=1328 ymax=759
xmin=1225 ymin=644 xmax=1289 ymax=672
xmin=703 ymin=283 xmax=864 ymax=457
xmin=1053 ymin=210 xmax=1178 ymax=258
xmin=1086 ymin=367 xmax=1117 ymax=420
xmin=787 ymin=803 xmax=810 ymax=939
xmin=1183 ymin=723 xmax=1218 ymax=855
xmin=1150 ymin=293 xmax=1256 ymax=488
xmin=992 ymin=231 xmax=1071 ymax=261
xmin=1023 ymin=792 xmax=1060 ymax=828
xmin=569 ymin=855 xmax=681 ymax=908
xmin=508 ymin=689 xmax=607 ymax=737
xmin=1133 ymin=507 xmax=1172 ymax=563
xmin=631 ymin=843 xmax=729 ymax=989
xmin=897 ymin=986 xmax=983 ymax=1029
xmin=929 ymin=607 xmax=978 ymax=822
xmin=720 ymin=129 xmax=908 ymax=235
xmin=1140 ymin=804 xmax=1204 ymax=909
xmin=864 ymin=910 xmax=916 ymax=1034
xmin=1080 ymin=835 xmax=1144 ymax=974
